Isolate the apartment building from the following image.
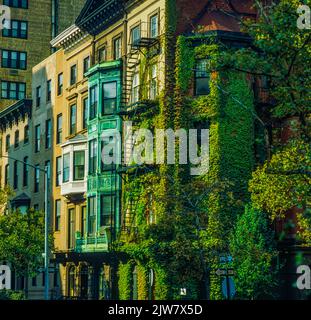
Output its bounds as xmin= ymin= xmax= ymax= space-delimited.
xmin=0 ymin=0 xmax=86 ymax=111
xmin=1 ymin=0 xmax=264 ymax=300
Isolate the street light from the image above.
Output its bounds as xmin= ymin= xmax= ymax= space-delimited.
xmin=0 ymin=155 xmax=50 ymax=300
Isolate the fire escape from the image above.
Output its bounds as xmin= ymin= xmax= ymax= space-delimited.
xmin=118 ymin=22 xmax=161 ymax=241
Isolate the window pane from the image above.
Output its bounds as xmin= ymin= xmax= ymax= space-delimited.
xmin=63 ymin=153 xmax=70 ymax=183
xmin=74 ymin=151 xmax=85 ymax=181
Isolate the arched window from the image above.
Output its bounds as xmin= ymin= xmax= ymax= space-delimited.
xmin=68 ymin=265 xmax=76 ymax=297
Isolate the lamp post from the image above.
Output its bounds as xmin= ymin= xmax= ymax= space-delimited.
xmin=0 ymin=155 xmax=50 ymax=300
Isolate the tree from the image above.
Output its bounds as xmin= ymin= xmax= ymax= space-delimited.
xmin=219 ymin=1 xmax=311 ymax=242
xmin=0 ymin=206 xmax=46 ymax=278
xmin=230 ymin=205 xmax=279 ymax=300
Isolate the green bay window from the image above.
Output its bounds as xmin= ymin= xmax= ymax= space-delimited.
xmin=102 ymin=82 xmax=117 ymax=115
xmin=74 ymin=151 xmax=85 ymax=181
xmin=100 ymin=194 xmax=115 ymax=227
xmin=89 ymin=85 xmax=98 ymax=120
xmin=88 ymin=196 xmax=97 ymax=236
xmin=89 ymin=139 xmax=97 ymax=175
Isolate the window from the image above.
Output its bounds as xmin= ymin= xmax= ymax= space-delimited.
xmin=2 ymin=20 xmax=28 ymax=39
xmin=3 ymin=0 xmax=28 ymax=9
xmin=14 ymin=130 xmax=19 ymax=148
xmin=32 ymin=277 xmax=37 ymax=287
xmin=1 ymin=50 xmax=27 ymax=69
xmin=45 ymin=119 xmax=52 ymax=149
xmin=13 ymin=161 xmax=18 ymax=189
xmin=88 ymin=197 xmax=96 ymax=235
xmin=83 ymin=97 xmax=88 ymax=130
xmin=57 ymin=73 xmax=63 ymax=95
xmin=69 ymin=104 xmax=77 ymax=135
xmin=131 ymin=73 xmax=140 ymax=103
xmin=101 ymin=136 xmax=116 ymax=171
xmin=56 ymin=157 xmax=61 ymax=187
xmin=34 ymin=165 xmax=40 ymax=193
xmin=89 ymin=85 xmax=98 ymax=120
xmin=24 ymin=125 xmax=29 ymax=144
xmin=131 ymin=25 xmax=141 ymax=46
xmin=100 ymin=195 xmax=115 ymax=227
xmin=56 ymin=114 xmax=62 ymax=144
xmin=132 ymin=266 xmax=138 ymax=300
xmin=45 ymin=160 xmax=51 ymax=187
xmin=98 ymin=47 xmax=106 ymax=62
xmin=36 ymin=86 xmax=41 ymax=107
xmin=23 ymin=157 xmax=28 ymax=187
xmin=63 ymin=153 xmax=70 ymax=183
xmin=81 ymin=206 xmax=87 ymax=238
xmin=149 ymin=64 xmax=158 ymax=99
xmin=89 ymin=139 xmax=97 ymax=174
xmin=73 ymin=151 xmax=85 ymax=181
xmin=113 ymin=37 xmax=122 ymax=60
xmin=195 ymin=59 xmax=210 ymax=96
xmin=150 ymin=14 xmax=159 ymax=38
xmin=83 ymin=56 xmax=90 ymax=75
xmin=70 ymin=65 xmax=77 ymax=85
xmin=35 ymin=125 xmax=41 ymax=153
xmin=55 ymin=200 xmax=61 ymax=232
xmin=102 ymin=82 xmax=117 ymax=114
xmin=5 ymin=135 xmax=10 ymax=152
xmin=5 ymin=164 xmax=9 ymax=186
xmin=68 ymin=208 xmax=75 ymax=249
xmin=1 ymin=81 xmax=26 ymax=100
xmin=46 ymin=80 xmax=51 ymax=102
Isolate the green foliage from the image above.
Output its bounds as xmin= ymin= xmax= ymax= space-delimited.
xmin=0 ymin=290 xmax=25 ymax=300
xmin=250 ymin=140 xmax=311 ymax=243
xmin=118 ymin=261 xmax=133 ymax=300
xmin=0 ymin=208 xmax=50 ymax=277
xmin=230 ymin=205 xmax=279 ymax=299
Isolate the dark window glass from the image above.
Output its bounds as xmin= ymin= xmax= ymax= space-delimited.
xmin=70 ymin=65 xmax=77 ymax=85
xmin=57 ymin=73 xmax=63 ymax=95
xmin=83 ymin=56 xmax=90 ymax=74
xmin=68 ymin=209 xmax=75 ymax=249
xmin=81 ymin=206 xmax=87 ymax=238
xmin=14 ymin=130 xmax=19 ymax=148
xmin=34 ymin=165 xmax=40 ymax=193
xmin=5 ymin=134 xmax=10 ymax=151
xmin=3 ymin=0 xmax=28 ymax=9
xmin=36 ymin=86 xmax=41 ymax=107
xmin=2 ymin=20 xmax=28 ymax=38
xmin=89 ymin=139 xmax=97 ymax=174
xmin=73 ymin=151 xmax=85 ymax=181
xmin=63 ymin=153 xmax=70 ymax=183
xmin=23 ymin=156 xmax=28 ymax=187
xmin=47 ymin=80 xmax=51 ymax=102
xmin=131 ymin=26 xmax=140 ymax=46
xmin=70 ymin=104 xmax=77 ymax=135
xmin=100 ymin=195 xmax=115 ymax=227
xmin=56 ymin=114 xmax=62 ymax=144
xmin=83 ymin=97 xmax=88 ymax=129
xmin=195 ymin=59 xmax=210 ymax=96
xmin=1 ymin=50 xmax=27 ymax=69
xmin=150 ymin=14 xmax=159 ymax=38
xmin=114 ymin=37 xmax=122 ymax=60
xmin=13 ymin=160 xmax=18 ymax=189
xmin=56 ymin=156 xmax=61 ymax=187
xmin=102 ymin=82 xmax=117 ymax=115
xmin=88 ymin=197 xmax=96 ymax=236
xmin=24 ymin=125 xmax=29 ymax=144
xmin=35 ymin=124 xmax=40 ymax=153
xmin=1 ymin=81 xmax=26 ymax=100
xmin=89 ymin=85 xmax=98 ymax=120
xmin=5 ymin=164 xmax=9 ymax=186
xmin=55 ymin=200 xmax=61 ymax=231
xmin=45 ymin=119 xmax=52 ymax=149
